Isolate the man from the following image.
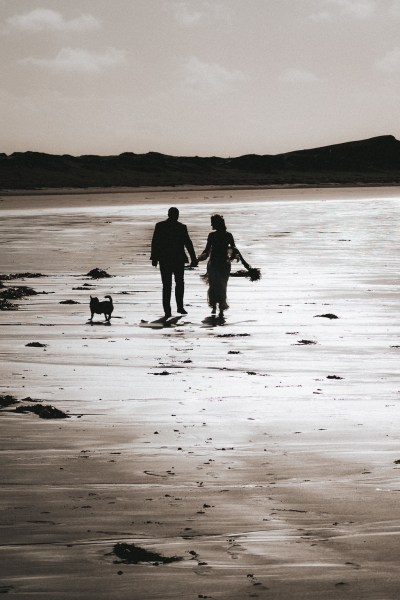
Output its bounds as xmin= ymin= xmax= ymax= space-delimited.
xmin=151 ymin=207 xmax=198 ymax=318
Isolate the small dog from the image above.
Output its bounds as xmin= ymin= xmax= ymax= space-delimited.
xmin=89 ymin=295 xmax=114 ymax=322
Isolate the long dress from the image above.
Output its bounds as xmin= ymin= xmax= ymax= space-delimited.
xmin=202 ymin=230 xmax=236 ymax=311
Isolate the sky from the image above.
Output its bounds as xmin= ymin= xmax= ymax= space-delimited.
xmin=1 ymin=0 xmax=400 ymax=157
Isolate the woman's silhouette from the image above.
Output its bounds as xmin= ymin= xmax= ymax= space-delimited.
xmin=198 ymin=214 xmax=238 ymax=318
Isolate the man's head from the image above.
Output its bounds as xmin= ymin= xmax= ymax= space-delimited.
xmin=168 ymin=206 xmax=179 ymax=221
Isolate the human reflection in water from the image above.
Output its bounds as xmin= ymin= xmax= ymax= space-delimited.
xmin=198 ymin=214 xmax=239 ymax=319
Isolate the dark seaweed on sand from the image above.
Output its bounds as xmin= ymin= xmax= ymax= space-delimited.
xmin=0 ymin=395 xmax=19 ymax=409
xmin=86 ymin=268 xmax=112 ymax=279
xmin=0 ymin=298 xmax=18 ymax=311
xmin=0 ymin=272 xmax=45 ymax=280
xmin=25 ymin=342 xmax=47 ymax=347
xmin=0 ymin=283 xmax=43 ymax=310
xmin=59 ymin=299 xmax=80 ymax=304
xmin=0 ymin=286 xmax=38 ymax=300
xmin=15 ymin=404 xmax=69 ymax=419
xmin=216 ymin=333 xmax=250 ymax=338
xmin=113 ymin=542 xmax=182 ymax=564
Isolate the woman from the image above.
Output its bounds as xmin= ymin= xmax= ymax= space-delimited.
xmin=198 ymin=214 xmax=238 ymax=317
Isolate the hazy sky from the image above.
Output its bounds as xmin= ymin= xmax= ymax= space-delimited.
xmin=1 ymin=0 xmax=400 ymax=157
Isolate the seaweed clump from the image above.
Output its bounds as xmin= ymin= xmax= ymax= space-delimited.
xmin=15 ymin=404 xmax=69 ymax=419
xmin=0 ymin=273 xmax=45 ymax=280
xmin=86 ymin=268 xmax=111 ymax=279
xmin=0 ymin=298 xmax=18 ymax=311
xmin=0 ymin=283 xmax=42 ymax=310
xmin=113 ymin=543 xmax=182 ymax=565
xmin=0 ymin=394 xmax=19 ymax=409
xmin=0 ymin=286 xmax=38 ymax=300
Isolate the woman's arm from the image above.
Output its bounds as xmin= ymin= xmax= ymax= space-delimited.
xmin=227 ymin=233 xmax=251 ymax=268
xmin=198 ymin=233 xmax=212 ymax=261
xmin=227 ymin=233 xmax=240 ymax=261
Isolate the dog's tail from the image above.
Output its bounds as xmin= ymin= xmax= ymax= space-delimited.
xmin=104 ymin=295 xmax=113 ymax=303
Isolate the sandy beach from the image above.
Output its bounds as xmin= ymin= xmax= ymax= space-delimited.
xmin=1 ymin=187 xmax=399 ymax=599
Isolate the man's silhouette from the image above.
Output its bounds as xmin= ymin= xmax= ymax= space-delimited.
xmin=151 ymin=207 xmax=197 ymax=318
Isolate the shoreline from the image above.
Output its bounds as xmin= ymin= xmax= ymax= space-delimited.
xmin=0 ymin=185 xmax=399 ymax=215
xmin=1 ymin=182 xmax=400 ymax=197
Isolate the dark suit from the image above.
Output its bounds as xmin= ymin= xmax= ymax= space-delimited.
xmin=151 ymin=218 xmax=197 ymax=315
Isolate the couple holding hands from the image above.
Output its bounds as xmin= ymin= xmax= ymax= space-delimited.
xmin=151 ymin=206 xmax=252 ymax=319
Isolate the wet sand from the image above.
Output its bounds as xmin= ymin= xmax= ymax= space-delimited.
xmin=0 ymin=187 xmax=400 ymax=599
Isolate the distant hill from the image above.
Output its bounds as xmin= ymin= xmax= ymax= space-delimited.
xmin=1 ymin=135 xmax=400 ymax=190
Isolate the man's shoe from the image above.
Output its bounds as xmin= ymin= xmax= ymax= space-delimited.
xmin=164 ymin=311 xmax=172 ymax=319
xmin=177 ymin=307 xmax=188 ymax=315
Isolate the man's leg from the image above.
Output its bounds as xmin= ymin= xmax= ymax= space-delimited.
xmin=174 ymin=266 xmax=186 ymax=313
xmin=160 ymin=265 xmax=173 ymax=317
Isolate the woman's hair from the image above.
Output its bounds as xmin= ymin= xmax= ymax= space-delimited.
xmin=211 ymin=214 xmax=226 ymax=232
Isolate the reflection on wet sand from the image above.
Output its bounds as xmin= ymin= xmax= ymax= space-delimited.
xmin=140 ymin=315 xmax=183 ymax=329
